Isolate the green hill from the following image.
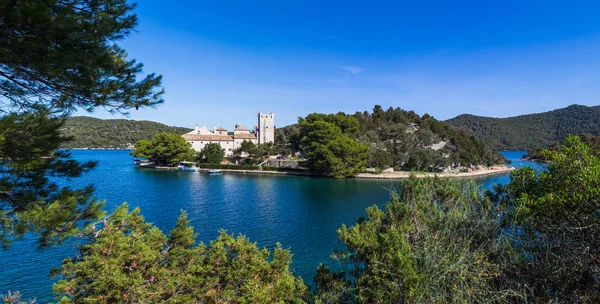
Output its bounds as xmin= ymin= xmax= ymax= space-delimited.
xmin=279 ymin=106 xmax=506 ymax=172
xmin=446 ymin=105 xmax=600 ymax=150
xmin=61 ymin=116 xmax=192 ymax=149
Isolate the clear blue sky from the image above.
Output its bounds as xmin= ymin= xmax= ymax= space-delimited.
xmin=83 ymin=0 xmax=600 ymax=129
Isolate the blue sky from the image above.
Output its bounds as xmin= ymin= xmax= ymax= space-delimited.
xmin=83 ymin=0 xmax=600 ymax=129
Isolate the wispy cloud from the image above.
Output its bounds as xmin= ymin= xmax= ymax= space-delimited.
xmin=339 ymin=65 xmax=364 ymax=74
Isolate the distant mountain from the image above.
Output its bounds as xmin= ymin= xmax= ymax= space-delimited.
xmin=446 ymin=105 xmax=600 ymax=150
xmin=61 ymin=116 xmax=192 ymax=149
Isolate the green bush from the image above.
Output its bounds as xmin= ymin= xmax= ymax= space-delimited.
xmin=314 ymin=177 xmax=514 ymax=303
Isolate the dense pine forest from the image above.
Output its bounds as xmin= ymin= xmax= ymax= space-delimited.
xmin=61 ymin=117 xmax=192 ymax=149
xmin=352 ymin=105 xmax=505 ymax=169
xmin=447 ymin=104 xmax=600 ymax=150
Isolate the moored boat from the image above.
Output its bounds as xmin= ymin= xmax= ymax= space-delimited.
xmin=177 ymin=161 xmax=199 ymax=172
xmin=206 ymin=169 xmax=222 ymax=174
xmin=134 ymin=158 xmax=154 ymax=167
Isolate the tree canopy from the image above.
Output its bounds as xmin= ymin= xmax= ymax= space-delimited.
xmin=488 ymin=135 xmax=600 ymax=302
xmin=292 ymin=106 xmax=503 ymax=176
xmin=0 ymin=0 xmax=163 ymax=247
xmin=314 ymin=178 xmax=512 ymax=303
xmin=298 ymin=114 xmax=369 ymax=178
xmin=131 ymin=133 xmax=195 ymax=166
xmin=52 ymin=205 xmax=309 ymax=303
xmin=353 ymin=105 xmax=504 ymax=170
xmin=198 ymin=142 xmax=224 ymax=164
xmin=0 ymin=0 xmax=164 ymax=114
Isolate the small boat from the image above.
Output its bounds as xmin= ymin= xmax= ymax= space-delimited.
xmin=177 ymin=161 xmax=199 ymax=172
xmin=134 ymin=158 xmax=153 ymax=167
xmin=206 ymin=169 xmax=222 ymax=174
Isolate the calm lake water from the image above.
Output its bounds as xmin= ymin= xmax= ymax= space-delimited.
xmin=0 ymin=150 xmax=542 ymax=302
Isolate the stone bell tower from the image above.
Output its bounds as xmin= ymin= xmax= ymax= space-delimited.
xmin=256 ymin=112 xmax=274 ymax=144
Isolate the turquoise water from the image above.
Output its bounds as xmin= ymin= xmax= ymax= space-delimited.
xmin=0 ymin=150 xmax=542 ymax=302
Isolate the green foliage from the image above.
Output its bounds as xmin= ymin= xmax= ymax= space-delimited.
xmin=0 ymin=0 xmax=164 ymax=114
xmin=315 ymin=178 xmax=515 ymax=303
xmin=233 ymin=141 xmax=286 ymax=158
xmin=275 ymin=124 xmax=300 ymax=152
xmin=52 ymin=204 xmax=309 ymax=303
xmin=289 ymin=106 xmax=504 ymax=176
xmin=198 ymin=143 xmax=224 ymax=164
xmin=523 ymin=133 xmax=600 ymax=161
xmin=0 ymin=110 xmax=105 ymax=248
xmin=367 ymin=147 xmax=394 ymax=169
xmin=131 ymin=133 xmax=195 ymax=166
xmin=448 ymin=104 xmax=600 ymax=150
xmin=301 ymin=113 xmax=360 ymax=137
xmin=489 ymin=135 xmax=600 ymax=302
xmin=353 ymin=105 xmax=504 ymax=170
xmin=233 ymin=140 xmax=258 ymax=156
xmin=0 ymin=0 xmax=162 ymax=248
xmin=299 ymin=117 xmax=369 ymax=178
xmin=61 ymin=116 xmax=191 ymax=149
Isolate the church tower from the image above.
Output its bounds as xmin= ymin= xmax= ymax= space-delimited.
xmin=256 ymin=112 xmax=275 ymax=144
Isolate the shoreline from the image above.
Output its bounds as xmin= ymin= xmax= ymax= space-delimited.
xmin=197 ymin=168 xmax=317 ymax=177
xmin=190 ymin=166 xmax=516 ymax=179
xmin=355 ymin=166 xmax=515 ymax=179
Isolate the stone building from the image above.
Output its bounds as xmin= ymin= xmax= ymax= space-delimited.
xmin=255 ymin=112 xmax=274 ymax=144
xmin=183 ymin=126 xmax=237 ymax=156
xmin=182 ymin=113 xmax=273 ymax=156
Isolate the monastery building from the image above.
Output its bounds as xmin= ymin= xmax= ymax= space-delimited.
xmin=182 ymin=112 xmax=274 ymax=157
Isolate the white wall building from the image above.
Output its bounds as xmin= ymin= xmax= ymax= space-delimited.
xmin=183 ymin=121 xmax=265 ymax=157
xmin=183 ymin=125 xmax=236 ymax=156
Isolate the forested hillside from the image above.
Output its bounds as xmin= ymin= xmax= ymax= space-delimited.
xmin=278 ymin=105 xmax=505 ymax=173
xmin=61 ymin=117 xmax=192 ymax=149
xmin=447 ymin=104 xmax=600 ymax=150
xmin=352 ymin=106 xmax=505 ymax=170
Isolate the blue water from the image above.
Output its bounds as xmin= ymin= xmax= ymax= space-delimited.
xmin=0 ymin=150 xmax=542 ymax=302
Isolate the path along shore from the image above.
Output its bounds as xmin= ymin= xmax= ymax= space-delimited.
xmin=195 ymin=165 xmax=515 ymax=179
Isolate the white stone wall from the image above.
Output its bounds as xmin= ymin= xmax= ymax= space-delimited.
xmin=187 ymin=140 xmax=234 ymax=157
